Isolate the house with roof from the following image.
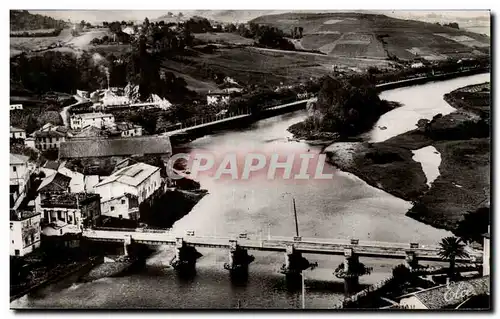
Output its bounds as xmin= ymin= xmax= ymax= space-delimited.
xmin=94 ymin=162 xmax=162 ymax=206
xmin=112 ymin=122 xmax=143 ymax=137
xmin=207 ymin=89 xmax=231 ymax=106
xmin=40 ymin=160 xmax=60 ymax=178
xmin=398 ymin=276 xmax=490 ymax=309
xmin=40 ymin=193 xmax=101 ymax=236
xmin=33 ymin=123 xmax=71 ymax=151
xmin=70 ymin=112 xmax=115 ymax=130
xmin=59 ymin=135 xmax=172 ymax=162
xmin=101 ymin=193 xmax=140 ymax=220
xmin=10 ymin=209 xmax=41 ymax=256
xmin=10 ymin=153 xmax=33 ymax=202
xmin=10 ymin=126 xmax=26 ymax=141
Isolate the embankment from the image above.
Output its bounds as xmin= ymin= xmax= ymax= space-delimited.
xmin=325 ymin=82 xmax=490 ymax=233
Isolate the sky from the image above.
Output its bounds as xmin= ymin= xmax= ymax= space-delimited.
xmin=30 ymin=10 xmax=490 ymax=35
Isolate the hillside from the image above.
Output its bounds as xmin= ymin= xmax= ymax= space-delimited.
xmin=250 ymin=12 xmax=490 ymax=60
xmin=10 ymin=10 xmax=67 ymax=31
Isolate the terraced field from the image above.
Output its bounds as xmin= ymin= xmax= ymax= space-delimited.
xmin=251 ymin=12 xmax=490 ymax=61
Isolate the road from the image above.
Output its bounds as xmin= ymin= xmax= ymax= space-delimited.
xmin=60 ymin=94 xmax=89 ymax=128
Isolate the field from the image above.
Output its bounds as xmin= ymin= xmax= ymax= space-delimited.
xmin=10 ymin=28 xmax=111 ymax=57
xmin=161 ymin=46 xmax=393 ymax=93
xmin=251 ymin=12 xmax=490 ymax=61
xmin=194 ymin=32 xmax=255 ymax=45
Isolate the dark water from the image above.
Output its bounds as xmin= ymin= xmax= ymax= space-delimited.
xmin=13 ymin=74 xmax=490 ymax=309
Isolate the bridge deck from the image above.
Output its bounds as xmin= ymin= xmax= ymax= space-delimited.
xmin=83 ymin=230 xmax=481 ymax=263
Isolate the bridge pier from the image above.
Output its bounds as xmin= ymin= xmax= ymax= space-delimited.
xmin=404 ymin=251 xmax=419 ymax=270
xmin=280 ymin=245 xmax=317 ymax=279
xmin=123 ymin=235 xmax=133 ymax=256
xmin=224 ymin=240 xmax=254 ymax=273
xmin=170 ymin=237 xmax=202 ymax=271
xmin=334 ymin=248 xmax=372 ymax=295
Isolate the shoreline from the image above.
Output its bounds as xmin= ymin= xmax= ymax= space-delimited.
xmin=323 ymin=80 xmax=490 ymax=234
xmin=10 ymin=256 xmax=102 ymax=303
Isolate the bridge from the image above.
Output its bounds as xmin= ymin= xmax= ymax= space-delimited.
xmin=163 ymin=99 xmax=312 ymax=138
xmin=83 ymin=229 xmax=481 ymax=263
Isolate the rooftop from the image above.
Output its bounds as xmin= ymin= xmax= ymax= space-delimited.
xmin=41 ymin=192 xmax=100 ymax=209
xmin=95 ymin=162 xmax=160 ymax=188
xmin=10 ymin=209 xmax=40 ymax=221
xmin=400 ymin=276 xmax=490 ymax=309
xmin=37 ymin=172 xmax=71 ymax=193
xmin=43 ymin=160 xmax=60 ymax=171
xmin=72 ymin=112 xmax=114 ymax=120
xmin=59 ymin=135 xmax=172 ymax=159
xmin=10 ymin=126 xmax=25 ymax=133
xmin=10 ymin=153 xmax=30 ymax=165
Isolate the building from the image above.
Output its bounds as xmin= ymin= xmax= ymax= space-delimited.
xmin=76 ymin=90 xmax=90 ymax=99
xmin=113 ymin=122 xmax=143 ymax=137
xmin=59 ymin=135 xmax=172 ymax=162
xmin=94 ymin=162 xmax=162 ymax=204
xmin=207 ymin=90 xmax=231 ymax=106
xmin=101 ymin=193 xmax=140 ymax=220
xmin=40 ymin=160 xmax=60 ymax=178
xmin=483 ymin=226 xmax=490 ymax=276
xmin=40 ymin=193 xmax=101 ymax=236
xmin=10 ymin=210 xmax=41 ymax=256
xmin=70 ymin=112 xmax=115 ymax=130
xmin=398 ymin=276 xmax=490 ymax=309
xmin=33 ymin=123 xmax=71 ymax=151
xmin=411 ymin=62 xmax=425 ymax=69
xmin=10 ymin=126 xmax=26 ymax=140
xmin=101 ymin=90 xmax=131 ymax=108
xmin=25 ymin=137 xmax=36 ymax=149
xmin=58 ymin=165 xmax=100 ymax=193
xmin=122 ymin=26 xmax=136 ymax=35
xmin=10 ymin=104 xmax=23 ymax=111
xmin=10 ymin=153 xmax=32 ymax=199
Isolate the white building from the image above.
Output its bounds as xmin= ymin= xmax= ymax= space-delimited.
xmin=76 ymin=90 xmax=90 ymax=99
xmin=101 ymin=90 xmax=130 ymax=107
xmin=94 ymin=162 xmax=162 ymax=204
xmin=10 ymin=210 xmax=41 ymax=256
xmin=10 ymin=126 xmax=26 ymax=140
xmin=207 ymin=90 xmax=231 ymax=106
xmin=10 ymin=104 xmax=23 ymax=111
xmin=483 ymin=226 xmax=490 ymax=276
xmin=70 ymin=112 xmax=115 ymax=130
xmin=10 ymin=154 xmax=32 ymax=199
xmin=411 ymin=62 xmax=425 ymax=69
xmin=100 ymin=193 xmax=140 ymax=220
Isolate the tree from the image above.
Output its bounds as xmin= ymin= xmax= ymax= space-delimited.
xmin=455 ymin=207 xmax=490 ymax=244
xmin=438 ymin=236 xmax=469 ymax=278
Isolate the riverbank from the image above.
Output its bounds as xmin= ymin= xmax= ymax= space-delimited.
xmin=325 ymin=81 xmax=490 ymax=233
xmin=10 ymin=256 xmax=101 ymax=302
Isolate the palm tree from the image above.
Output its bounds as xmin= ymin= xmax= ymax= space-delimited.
xmin=438 ymin=236 xmax=469 ymax=278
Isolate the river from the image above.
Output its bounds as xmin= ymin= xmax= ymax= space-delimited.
xmin=11 ymin=73 xmax=489 ymax=309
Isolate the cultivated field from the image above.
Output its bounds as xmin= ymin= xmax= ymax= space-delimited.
xmin=194 ymin=32 xmax=255 ymax=45
xmin=251 ymin=12 xmax=490 ymax=61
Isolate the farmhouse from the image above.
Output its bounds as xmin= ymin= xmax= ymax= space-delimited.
xmin=10 ymin=153 xmax=33 ymax=201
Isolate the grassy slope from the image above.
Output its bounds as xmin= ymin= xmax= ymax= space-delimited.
xmin=326 ymin=83 xmax=490 ymax=232
xmin=251 ymin=12 xmax=489 ymax=60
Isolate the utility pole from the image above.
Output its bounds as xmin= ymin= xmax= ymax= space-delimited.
xmin=293 ymin=197 xmax=299 ymax=237
xmin=301 ymin=272 xmax=306 ymax=309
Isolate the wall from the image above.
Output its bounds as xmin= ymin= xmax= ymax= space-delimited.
xmin=35 ymin=136 xmax=66 ymax=150
xmin=101 ymin=195 xmax=139 ymax=220
xmin=10 ymin=162 xmax=30 ymax=195
xmin=10 ymin=215 xmax=41 ymax=256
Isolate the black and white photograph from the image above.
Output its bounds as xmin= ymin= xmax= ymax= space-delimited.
xmin=8 ymin=7 xmax=491 ymax=310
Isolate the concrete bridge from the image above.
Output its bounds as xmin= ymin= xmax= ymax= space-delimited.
xmin=83 ymin=229 xmax=482 ymax=277
xmin=163 ymin=99 xmax=312 ymax=139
